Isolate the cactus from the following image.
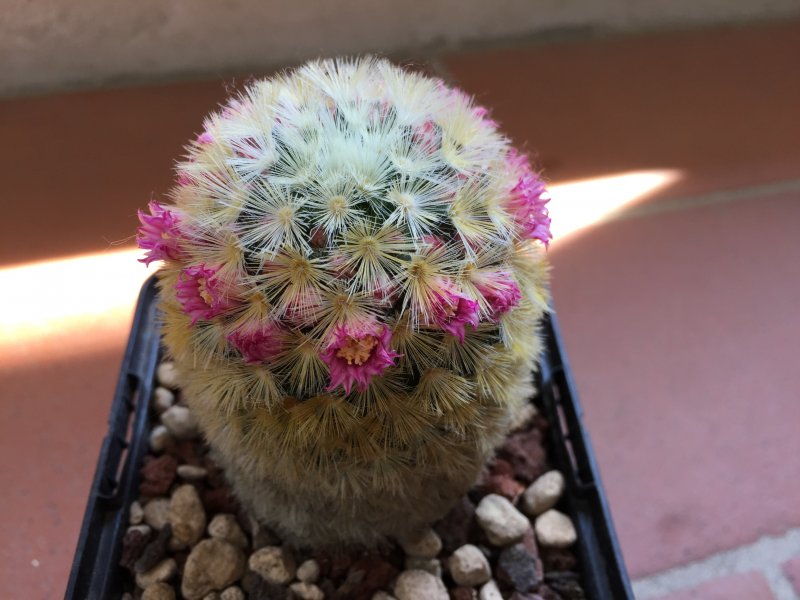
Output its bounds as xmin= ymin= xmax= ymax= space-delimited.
xmin=137 ymin=57 xmax=552 ymax=547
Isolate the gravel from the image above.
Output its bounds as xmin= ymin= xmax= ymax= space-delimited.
xmin=181 ymin=538 xmax=246 ymax=600
xmin=521 ymin=471 xmax=565 ymax=517
xmin=296 ymin=559 xmax=320 ymax=583
xmin=161 ymin=405 xmax=199 ymax=440
xmin=118 ymin=361 xmax=585 ymax=599
xmin=475 ymin=494 xmax=530 ymax=546
xmin=168 ymin=484 xmax=206 ymax=548
xmin=248 ymin=546 xmax=296 ymax=585
xmin=449 ymin=544 xmax=491 ymax=587
xmin=394 ymin=569 xmax=448 ymax=600
xmin=535 ymin=509 xmax=578 ymax=549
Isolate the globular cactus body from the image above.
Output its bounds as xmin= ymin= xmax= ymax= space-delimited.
xmin=138 ymin=57 xmax=551 ymax=546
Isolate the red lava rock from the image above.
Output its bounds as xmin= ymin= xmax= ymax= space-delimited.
xmin=545 ymin=572 xmax=584 ymax=599
xmin=164 ymin=439 xmax=203 ymax=465
xmin=434 ymin=496 xmax=476 ymax=554
xmin=119 ymin=528 xmax=152 ymax=571
xmin=499 ymin=430 xmax=547 ymax=483
xmin=497 ymin=543 xmax=541 ymax=593
xmin=541 ymin=549 xmax=577 ymax=572
xmin=134 ymin=524 xmax=172 ymax=573
xmin=483 ymin=473 xmax=526 ymax=503
xmin=451 ymin=586 xmax=478 ymax=600
xmin=337 ymin=556 xmax=397 ymax=599
xmin=202 ymin=484 xmax=239 ymax=514
xmin=490 ymin=458 xmax=515 ymax=477
xmin=139 ymin=454 xmax=178 ymax=496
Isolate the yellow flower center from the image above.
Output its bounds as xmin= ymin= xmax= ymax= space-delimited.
xmin=197 ymin=278 xmax=214 ymax=305
xmin=336 ymin=335 xmax=378 ymax=366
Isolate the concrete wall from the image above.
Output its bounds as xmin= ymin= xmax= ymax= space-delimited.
xmin=3 ymin=0 xmax=799 ymax=97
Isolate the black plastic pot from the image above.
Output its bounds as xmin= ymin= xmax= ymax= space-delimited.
xmin=66 ymin=276 xmax=632 ymax=599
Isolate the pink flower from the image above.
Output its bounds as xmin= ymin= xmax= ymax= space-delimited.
xmin=227 ymin=322 xmax=283 ymax=365
xmin=176 ymin=264 xmax=237 ymax=324
xmin=197 ymin=131 xmax=214 ymax=144
xmin=412 ymin=120 xmax=441 ymax=152
xmin=505 ymin=151 xmax=552 ymax=246
xmin=475 ymin=273 xmax=521 ymax=321
xmin=473 ymin=105 xmax=498 ymax=128
xmin=137 ymin=201 xmax=184 ymax=265
xmin=177 ymin=171 xmax=193 ymax=186
xmin=321 ymin=320 xmax=400 ymax=393
xmin=431 ymin=286 xmax=480 ymax=343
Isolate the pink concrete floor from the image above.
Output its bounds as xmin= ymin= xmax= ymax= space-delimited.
xmin=1 ymin=20 xmax=799 ymax=599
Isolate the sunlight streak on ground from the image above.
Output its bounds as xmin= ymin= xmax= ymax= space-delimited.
xmin=548 ymin=169 xmax=682 ymax=242
xmin=0 ymin=248 xmax=153 ymax=361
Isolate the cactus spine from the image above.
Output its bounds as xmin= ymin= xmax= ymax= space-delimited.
xmin=137 ymin=57 xmax=552 ymax=546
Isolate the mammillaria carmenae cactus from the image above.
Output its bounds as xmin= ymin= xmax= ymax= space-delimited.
xmin=137 ymin=57 xmax=552 ymax=546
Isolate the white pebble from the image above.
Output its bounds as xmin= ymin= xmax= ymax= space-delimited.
xmin=201 ymin=593 xmax=220 ymax=600
xmin=535 ymin=509 xmax=577 ymax=548
xmin=479 ymin=580 xmax=503 ymax=600
xmin=249 ymin=546 xmax=296 ymax=585
xmin=207 ymin=514 xmax=248 ymax=549
xmin=136 ymin=558 xmax=177 ymax=589
xmin=127 ymin=524 xmax=152 ymax=537
xmin=177 ymin=464 xmax=208 ymax=481
xmin=157 ymin=362 xmax=181 ymax=389
xmin=149 ymin=425 xmax=172 ymax=453
xmin=372 ymin=593 xmax=397 ymax=600
xmin=129 ymin=500 xmax=144 ymax=525
xmin=220 ymin=587 xmax=245 ymax=600
xmin=289 ymin=582 xmax=325 ymax=600
xmin=143 ymin=498 xmax=170 ymax=530
xmin=394 ymin=569 xmax=448 ymax=600
xmin=161 ymin=405 xmax=199 ymax=440
xmin=521 ymin=470 xmax=565 ymax=516
xmin=152 ymin=387 xmax=175 ymax=413
xmin=296 ymin=558 xmax=320 ymax=583
xmin=405 ymin=556 xmax=441 ymax=577
xmin=399 ymin=527 xmax=442 ymax=558
xmin=448 ymin=544 xmax=491 ymax=587
xmin=475 ymin=494 xmax=530 ymax=546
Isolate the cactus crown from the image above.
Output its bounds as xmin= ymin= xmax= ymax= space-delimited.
xmin=138 ymin=56 xmax=550 ymax=424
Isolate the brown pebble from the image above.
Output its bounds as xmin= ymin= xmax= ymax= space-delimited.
xmin=119 ymin=527 xmax=152 ymax=571
xmin=139 ymin=455 xmax=178 ymax=497
xmin=142 ymin=582 xmax=176 ymax=600
xmin=135 ymin=524 xmax=173 ymax=573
